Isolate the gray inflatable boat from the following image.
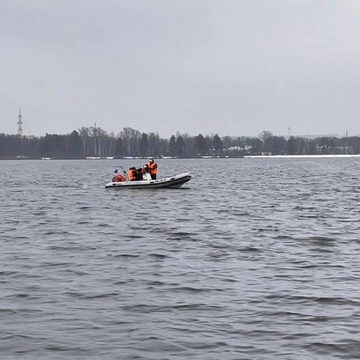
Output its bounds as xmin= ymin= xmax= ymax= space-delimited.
xmin=105 ymin=172 xmax=191 ymax=189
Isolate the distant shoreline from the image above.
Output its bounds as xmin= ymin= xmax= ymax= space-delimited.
xmin=244 ymin=154 xmax=360 ymax=158
xmin=0 ymin=156 xmax=242 ymax=160
xmin=1 ymin=154 xmax=360 ymax=160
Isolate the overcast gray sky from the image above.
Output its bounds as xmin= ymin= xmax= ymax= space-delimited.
xmin=1 ymin=0 xmax=360 ymax=138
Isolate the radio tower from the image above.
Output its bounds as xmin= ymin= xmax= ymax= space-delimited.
xmin=17 ymin=107 xmax=23 ymax=136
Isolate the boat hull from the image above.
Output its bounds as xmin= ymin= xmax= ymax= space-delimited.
xmin=105 ymin=172 xmax=191 ymax=189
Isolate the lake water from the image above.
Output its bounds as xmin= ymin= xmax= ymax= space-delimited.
xmin=1 ymin=158 xmax=360 ymax=359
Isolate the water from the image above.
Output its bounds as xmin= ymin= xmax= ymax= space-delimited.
xmin=1 ymin=158 xmax=360 ymax=359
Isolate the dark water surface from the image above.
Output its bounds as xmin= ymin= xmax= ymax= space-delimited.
xmin=1 ymin=158 xmax=360 ymax=359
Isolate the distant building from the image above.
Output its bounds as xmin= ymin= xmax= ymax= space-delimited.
xmin=315 ymin=145 xmax=353 ymax=154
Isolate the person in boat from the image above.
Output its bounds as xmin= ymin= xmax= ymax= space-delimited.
xmin=112 ymin=169 xmax=126 ymax=182
xmin=135 ymin=167 xmax=145 ymax=180
xmin=127 ymin=167 xmax=137 ymax=181
xmin=144 ymin=159 xmax=158 ymax=180
xmin=128 ymin=166 xmax=144 ymax=181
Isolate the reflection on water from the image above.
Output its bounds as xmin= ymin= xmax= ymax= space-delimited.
xmin=1 ymin=158 xmax=360 ymax=359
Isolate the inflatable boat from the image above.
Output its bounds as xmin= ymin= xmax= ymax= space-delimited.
xmin=105 ymin=172 xmax=191 ymax=189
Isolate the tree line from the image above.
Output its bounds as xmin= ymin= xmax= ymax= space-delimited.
xmin=0 ymin=127 xmax=358 ymax=158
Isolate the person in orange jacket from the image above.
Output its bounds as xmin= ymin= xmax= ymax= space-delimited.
xmin=112 ymin=170 xmax=126 ymax=182
xmin=145 ymin=159 xmax=158 ymax=180
xmin=128 ymin=166 xmax=145 ymax=181
xmin=112 ymin=169 xmax=126 ymax=182
xmin=127 ymin=167 xmax=137 ymax=181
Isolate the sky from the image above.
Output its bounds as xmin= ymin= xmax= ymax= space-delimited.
xmin=1 ymin=0 xmax=360 ymax=138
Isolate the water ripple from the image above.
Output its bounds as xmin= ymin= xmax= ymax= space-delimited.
xmin=1 ymin=158 xmax=360 ymax=359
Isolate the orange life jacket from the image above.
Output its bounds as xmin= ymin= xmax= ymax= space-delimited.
xmin=128 ymin=169 xmax=137 ymax=181
xmin=112 ymin=174 xmax=126 ymax=182
xmin=147 ymin=162 xmax=157 ymax=175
